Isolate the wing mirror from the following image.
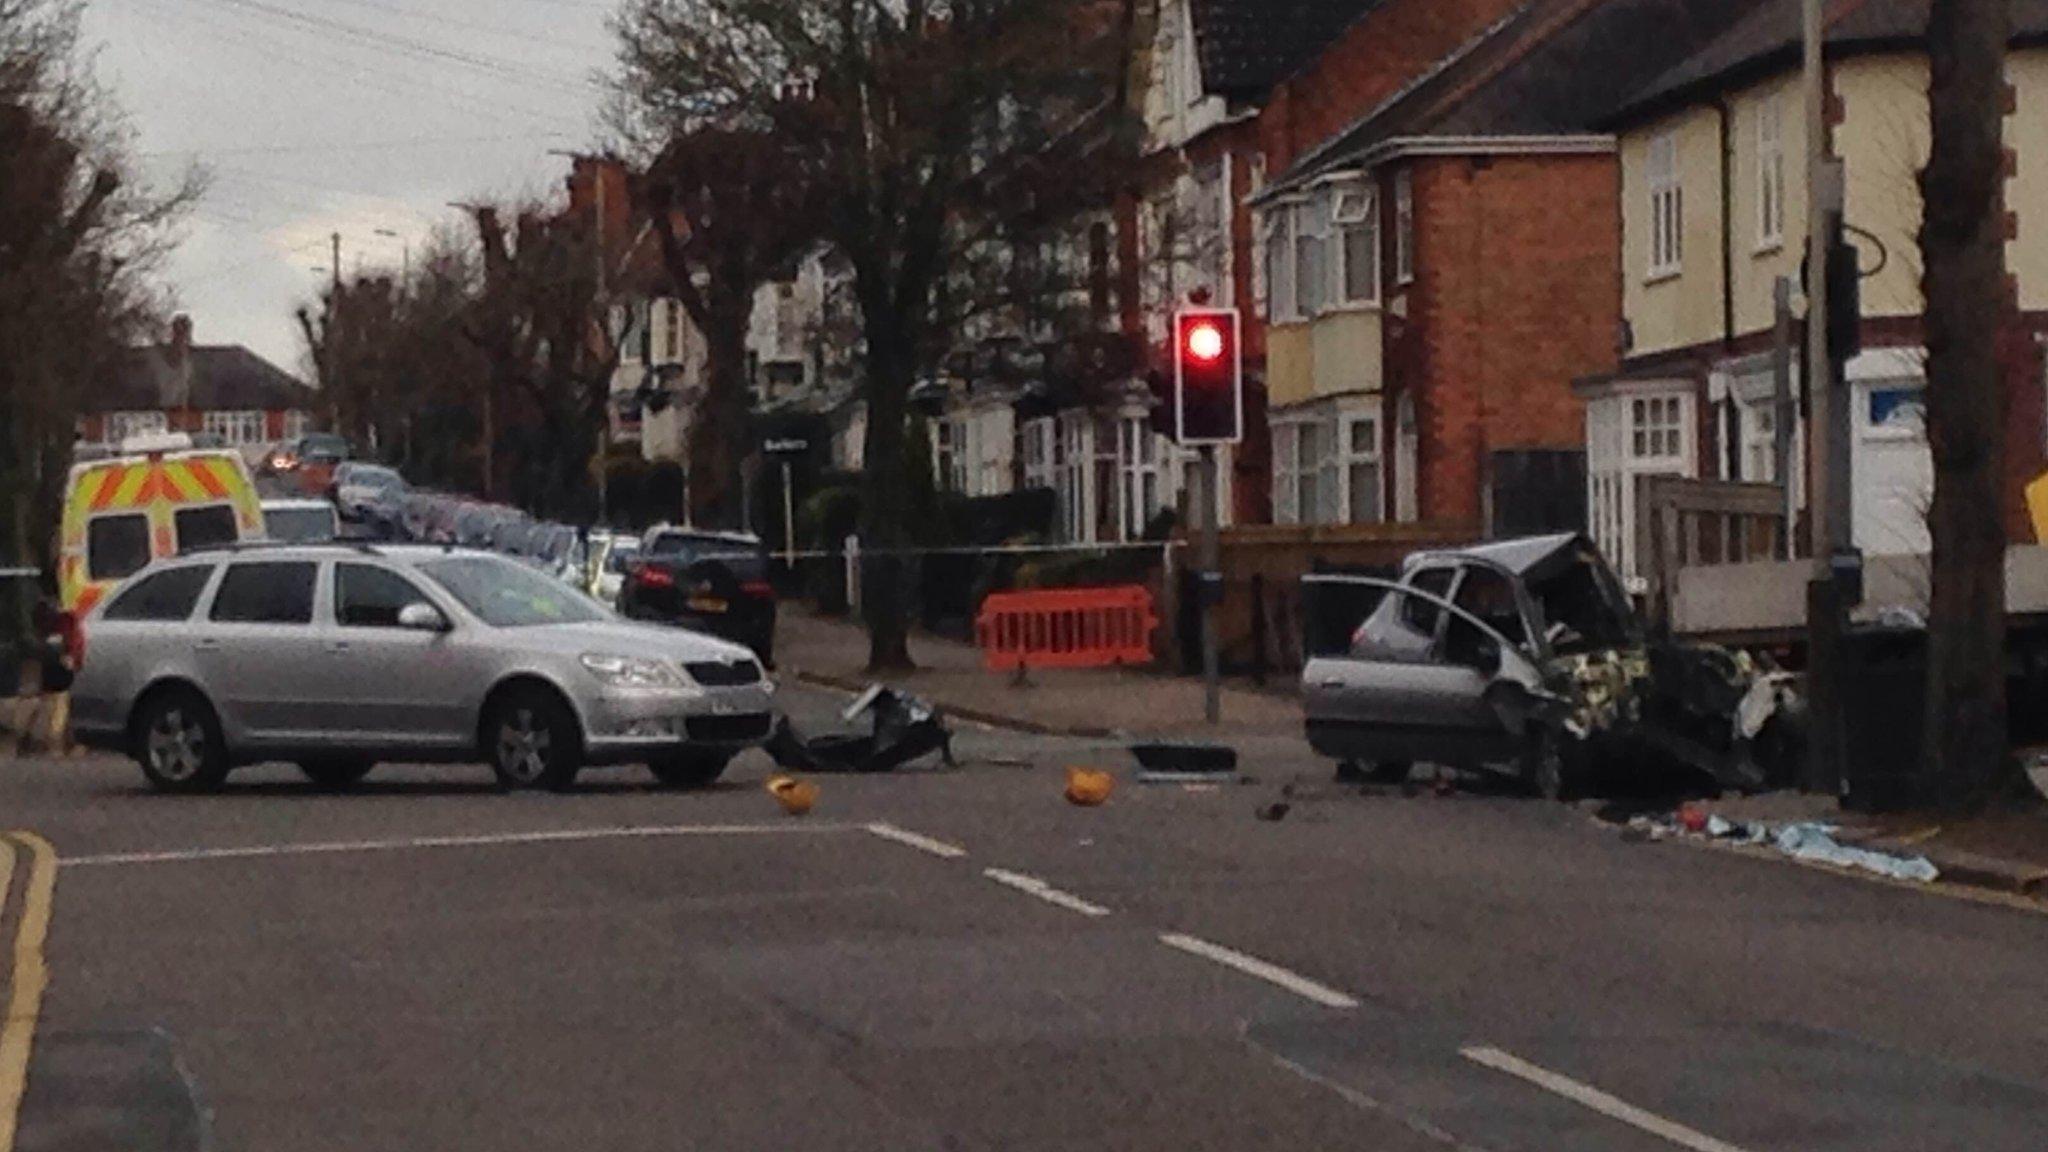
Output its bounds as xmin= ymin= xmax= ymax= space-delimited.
xmin=398 ymin=602 xmax=450 ymax=632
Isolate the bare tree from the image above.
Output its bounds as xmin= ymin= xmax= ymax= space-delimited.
xmin=1919 ymin=0 xmax=2017 ymax=806
xmin=0 ymin=0 xmax=195 ymax=627
xmin=601 ymin=0 xmax=1140 ymax=669
xmin=607 ymin=117 xmax=826 ymax=529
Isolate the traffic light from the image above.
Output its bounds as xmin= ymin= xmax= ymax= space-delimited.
xmin=1174 ymin=307 xmax=1243 ymax=444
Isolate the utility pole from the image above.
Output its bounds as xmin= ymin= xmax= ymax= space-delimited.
xmin=331 ymin=232 xmax=342 ymax=295
xmin=1772 ymin=276 xmax=1797 ymax=559
xmin=1802 ymin=0 xmax=1853 ymax=796
xmin=1200 ymin=445 xmax=1221 ymax=725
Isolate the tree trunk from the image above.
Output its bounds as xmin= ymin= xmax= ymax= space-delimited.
xmin=1920 ymin=0 xmax=2015 ymax=808
xmin=690 ymin=304 xmax=754 ymax=530
xmin=859 ymin=322 xmax=917 ymax=672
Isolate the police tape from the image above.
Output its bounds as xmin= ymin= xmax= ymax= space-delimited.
xmin=747 ymin=541 xmax=1184 ymax=562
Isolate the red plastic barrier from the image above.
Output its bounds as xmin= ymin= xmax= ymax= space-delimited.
xmin=975 ymin=585 xmax=1159 ymax=672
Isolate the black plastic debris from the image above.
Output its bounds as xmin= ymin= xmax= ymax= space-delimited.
xmin=767 ymin=685 xmax=956 ymax=774
xmin=1130 ymin=741 xmax=1240 ymax=783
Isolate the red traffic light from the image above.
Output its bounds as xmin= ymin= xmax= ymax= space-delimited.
xmin=1185 ymin=321 xmax=1226 ymax=364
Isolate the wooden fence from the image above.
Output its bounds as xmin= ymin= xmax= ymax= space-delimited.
xmin=1634 ymin=476 xmax=1793 ymax=626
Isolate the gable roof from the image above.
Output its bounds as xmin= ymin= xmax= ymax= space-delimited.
xmin=93 ymin=344 xmax=312 ymax=413
xmin=1190 ymin=0 xmax=1382 ymax=98
xmin=1607 ymin=0 xmax=2048 ymax=128
xmin=1257 ymin=0 xmax=1773 ymax=199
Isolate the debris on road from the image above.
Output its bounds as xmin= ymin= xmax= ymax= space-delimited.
xmin=1131 ymin=742 xmax=1239 ymax=784
xmin=1614 ymin=807 xmax=1939 ymax=883
xmin=1065 ymin=767 xmax=1114 ymax=807
xmin=766 ymin=685 xmax=956 ymax=774
xmin=766 ymin=774 xmax=819 ymax=816
xmin=1255 ymin=801 xmax=1291 ymax=822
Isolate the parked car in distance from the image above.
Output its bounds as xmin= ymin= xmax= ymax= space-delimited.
xmin=333 ymin=462 xmax=405 ymax=522
xmin=264 ymin=433 xmax=351 ymax=475
xmin=69 ymin=544 xmax=776 ymax=792
xmin=618 ymin=528 xmax=777 ymax=665
xmin=260 ymin=499 xmax=340 ymax=543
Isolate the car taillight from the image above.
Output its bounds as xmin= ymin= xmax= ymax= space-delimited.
xmin=62 ymin=612 xmax=85 ymax=670
xmin=741 ymin=580 xmax=775 ymax=599
xmin=637 ymin=566 xmax=675 ymax=589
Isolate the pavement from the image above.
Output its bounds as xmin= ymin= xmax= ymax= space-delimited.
xmin=4 ymin=680 xmax=2048 ymax=1150
xmin=779 ymin=610 xmax=1300 ymax=738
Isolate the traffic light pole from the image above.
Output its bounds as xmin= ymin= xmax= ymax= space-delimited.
xmin=1200 ymin=445 xmax=1221 ymax=725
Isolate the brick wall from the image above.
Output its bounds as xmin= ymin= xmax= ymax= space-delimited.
xmin=1402 ymin=153 xmax=1619 ymax=522
xmin=1258 ymin=0 xmax=1529 ymax=174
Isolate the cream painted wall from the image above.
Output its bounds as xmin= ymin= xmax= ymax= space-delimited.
xmin=1729 ymin=78 xmax=1808 ymax=335
xmin=2011 ymin=52 xmax=2048 ymax=311
xmin=1621 ymin=106 xmax=1725 ymax=357
xmin=1625 ymin=48 xmax=2048 ymax=357
xmin=1266 ymin=309 xmax=1382 ymax=410
xmin=1266 ymin=323 xmax=1316 ymax=409
xmin=1835 ymin=55 xmax=1931 ymax=318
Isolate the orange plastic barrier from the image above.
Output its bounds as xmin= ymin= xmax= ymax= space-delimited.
xmin=975 ymin=586 xmax=1159 ymax=672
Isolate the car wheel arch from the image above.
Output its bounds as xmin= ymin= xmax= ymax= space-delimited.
xmin=127 ymin=677 xmax=220 ymax=747
xmin=476 ymin=674 xmax=587 ymax=758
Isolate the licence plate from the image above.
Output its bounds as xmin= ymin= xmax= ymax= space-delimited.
xmin=686 ymin=596 xmax=729 ymax=613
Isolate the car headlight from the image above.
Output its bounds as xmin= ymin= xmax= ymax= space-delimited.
xmin=580 ymin=653 xmax=682 ymax=688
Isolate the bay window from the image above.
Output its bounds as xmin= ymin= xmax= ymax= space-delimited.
xmin=1334 ymin=185 xmax=1379 ymax=305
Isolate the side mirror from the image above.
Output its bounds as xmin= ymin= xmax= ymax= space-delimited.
xmin=397 ymin=602 xmax=449 ymax=632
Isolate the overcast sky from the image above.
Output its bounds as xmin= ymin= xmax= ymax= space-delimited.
xmin=78 ymin=0 xmax=621 ymax=377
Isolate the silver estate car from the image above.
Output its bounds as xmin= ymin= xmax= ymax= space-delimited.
xmin=70 ymin=544 xmax=776 ymax=793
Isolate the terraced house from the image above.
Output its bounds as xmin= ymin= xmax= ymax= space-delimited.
xmin=1581 ymin=0 xmax=2048 ymax=577
xmin=1249 ymin=0 xmax=1762 ymax=535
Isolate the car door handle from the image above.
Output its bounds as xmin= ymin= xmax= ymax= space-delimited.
xmin=194 ymin=640 xmax=221 ymax=653
xmin=327 ymin=641 xmax=352 ymax=655
xmin=1316 ymin=679 xmax=1345 ymax=689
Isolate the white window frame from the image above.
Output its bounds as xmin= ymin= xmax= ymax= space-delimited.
xmin=1263 ymin=204 xmax=1298 ymax=322
xmin=282 ymin=410 xmax=311 ymax=443
xmin=660 ymin=299 xmax=685 ymax=364
xmin=1294 ymin=196 xmax=1330 ymax=318
xmin=1332 ymin=183 xmax=1379 ymax=307
xmin=1756 ymin=94 xmax=1785 ymax=251
xmin=1647 ymin=133 xmax=1684 ymax=278
xmin=1056 ymin=411 xmax=1094 ymax=543
xmin=1341 ymin=410 xmax=1384 ymax=523
xmin=1022 ymin=416 xmax=1056 ymax=491
xmin=108 ymin=411 xmax=169 ymax=447
xmin=1586 ymin=387 xmax=1696 ymax=582
xmin=1270 ymin=415 xmax=1339 ymax=526
xmin=1117 ymin=416 xmax=1171 ymax=541
xmin=1392 ymin=170 xmax=1415 ymax=286
xmin=203 ymin=409 xmax=265 ymax=446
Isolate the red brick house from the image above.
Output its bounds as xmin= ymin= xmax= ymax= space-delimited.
xmin=1248 ymin=0 xmax=1765 ymax=533
xmin=76 ymin=315 xmax=315 ymax=459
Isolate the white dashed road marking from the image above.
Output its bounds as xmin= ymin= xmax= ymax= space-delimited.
xmin=864 ymin=822 xmax=969 ymax=859
xmin=1460 ymin=1046 xmax=1756 ymax=1152
xmin=1158 ymin=933 xmax=1359 ymax=1009
xmin=982 ymin=868 xmax=1113 ymax=917
xmin=60 ymin=823 xmax=847 ymax=868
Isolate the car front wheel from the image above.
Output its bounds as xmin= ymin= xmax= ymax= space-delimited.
xmin=487 ymin=688 xmax=583 ymax=792
xmin=648 ymin=752 xmax=732 ymax=789
xmin=134 ymin=688 xmax=231 ymax=793
xmin=1522 ymin=729 xmax=1581 ymax=802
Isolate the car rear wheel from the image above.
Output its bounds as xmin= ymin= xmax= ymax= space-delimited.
xmin=298 ymin=758 xmax=375 ymax=790
xmin=134 ymin=688 xmax=230 ymax=793
xmin=487 ymin=688 xmax=583 ymax=792
xmin=648 ymin=752 xmax=732 ymax=789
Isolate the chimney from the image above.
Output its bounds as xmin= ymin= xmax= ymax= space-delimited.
xmin=163 ymin=314 xmax=194 ymax=408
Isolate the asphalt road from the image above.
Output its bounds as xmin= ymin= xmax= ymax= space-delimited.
xmin=5 ymin=683 xmax=2048 ymax=1152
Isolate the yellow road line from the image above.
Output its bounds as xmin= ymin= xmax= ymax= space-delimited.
xmin=0 ymin=833 xmax=57 ymax=1152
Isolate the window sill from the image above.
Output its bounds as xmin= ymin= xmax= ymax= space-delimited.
xmin=1322 ymin=300 xmax=1383 ymax=316
xmin=1643 ymin=267 xmax=1683 ymax=286
xmin=1753 ymin=237 xmax=1785 ymax=257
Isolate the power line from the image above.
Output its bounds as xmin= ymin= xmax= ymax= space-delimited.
xmin=189 ymin=0 xmax=604 ymax=95
xmin=302 ymin=0 xmax=614 ymax=56
xmin=119 ymin=0 xmax=587 ymax=131
xmin=143 ymin=130 xmax=574 ymax=159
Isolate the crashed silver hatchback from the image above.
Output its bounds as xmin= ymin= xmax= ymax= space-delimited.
xmin=1301 ymin=534 xmax=1803 ymax=799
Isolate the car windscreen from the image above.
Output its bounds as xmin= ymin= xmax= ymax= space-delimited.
xmin=351 ymin=466 xmax=401 ymax=488
xmin=303 ymin=434 xmax=350 ymax=457
xmin=604 ymin=545 xmax=640 ymax=574
xmin=418 ymin=556 xmax=607 ymax=627
xmin=264 ymin=507 xmax=336 ymax=542
xmin=645 ymin=534 xmax=769 ymax=581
